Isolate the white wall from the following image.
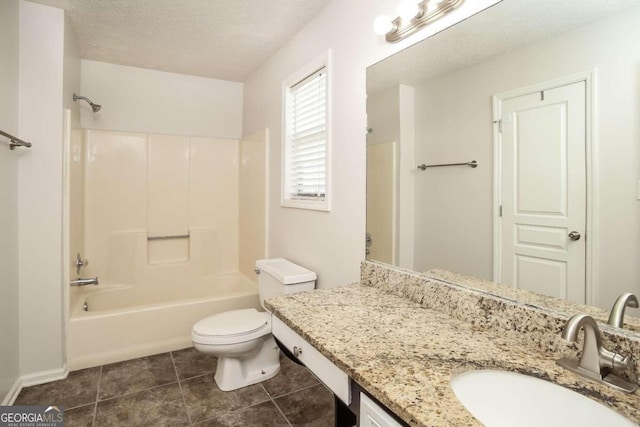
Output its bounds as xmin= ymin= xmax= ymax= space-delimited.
xmin=412 ymin=8 xmax=640 ymax=309
xmin=63 ymin=11 xmax=82 ymax=368
xmin=397 ymin=85 xmax=416 ymax=270
xmin=242 ymin=0 xmax=499 ymax=288
xmin=367 ymin=86 xmax=400 ymax=147
xmin=63 ymin=16 xmax=81 ymax=129
xmin=18 ymin=0 xmax=66 ymax=378
xmin=80 ymin=60 xmax=243 ymax=139
xmin=366 ymin=85 xmax=415 ymax=269
xmin=414 ymin=58 xmax=493 ymax=277
xmin=366 ymin=87 xmax=400 ymax=264
xmin=0 ymin=0 xmax=21 ymax=404
xmin=239 ymin=129 xmax=268 ymax=282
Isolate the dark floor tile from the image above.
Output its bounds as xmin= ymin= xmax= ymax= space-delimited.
xmin=99 ymin=353 xmax=177 ymax=400
xmin=181 ymin=374 xmax=270 ymax=424
xmin=262 ymin=354 xmax=319 ymax=398
xmin=275 ymin=383 xmax=334 ymax=427
xmin=64 ymin=403 xmax=95 ymax=427
xmin=95 ymin=382 xmax=189 ymax=427
xmin=14 ymin=367 xmax=100 ymax=409
xmin=195 ymin=400 xmax=289 ymax=426
xmin=172 ymin=347 xmax=218 ymax=380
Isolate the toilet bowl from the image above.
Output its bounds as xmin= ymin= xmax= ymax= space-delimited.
xmin=192 ymin=308 xmax=280 ymax=391
xmin=192 ymin=258 xmax=316 ymax=391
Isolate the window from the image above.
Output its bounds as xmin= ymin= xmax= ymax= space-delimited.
xmin=282 ymin=51 xmax=331 ymax=211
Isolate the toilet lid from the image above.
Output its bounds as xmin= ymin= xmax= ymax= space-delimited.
xmin=193 ymin=308 xmax=268 ymax=338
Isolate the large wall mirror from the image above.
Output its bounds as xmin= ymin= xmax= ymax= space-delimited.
xmin=366 ymin=0 xmax=640 ymax=316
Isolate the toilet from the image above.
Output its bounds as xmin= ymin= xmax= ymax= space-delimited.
xmin=191 ymin=258 xmax=317 ymax=391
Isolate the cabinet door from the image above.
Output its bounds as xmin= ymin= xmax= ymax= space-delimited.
xmin=360 ymin=393 xmax=402 ymax=427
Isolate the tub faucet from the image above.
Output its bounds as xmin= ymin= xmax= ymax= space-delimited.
xmin=608 ymin=293 xmax=639 ymax=328
xmin=70 ymin=277 xmax=99 ymax=287
xmin=557 ymin=313 xmax=636 ymax=392
xmin=74 ymin=253 xmax=89 ymax=275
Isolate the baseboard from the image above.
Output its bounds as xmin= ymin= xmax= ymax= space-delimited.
xmin=1 ymin=377 xmax=23 ymax=406
xmin=1 ymin=366 xmax=69 ymax=406
xmin=20 ymin=365 xmax=68 ymax=388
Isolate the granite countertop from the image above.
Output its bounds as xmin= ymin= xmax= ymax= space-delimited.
xmin=425 ymin=269 xmax=640 ymax=334
xmin=265 ymin=284 xmax=640 ymax=427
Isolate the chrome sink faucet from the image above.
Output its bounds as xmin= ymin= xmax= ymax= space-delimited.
xmin=608 ymin=293 xmax=639 ymax=328
xmin=557 ymin=313 xmax=636 ymax=393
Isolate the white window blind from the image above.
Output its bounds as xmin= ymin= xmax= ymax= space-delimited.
xmin=286 ymin=67 xmax=327 ymax=201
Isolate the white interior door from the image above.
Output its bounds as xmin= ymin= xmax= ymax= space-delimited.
xmin=366 ymin=141 xmax=397 ymax=264
xmin=499 ymin=81 xmax=586 ymax=303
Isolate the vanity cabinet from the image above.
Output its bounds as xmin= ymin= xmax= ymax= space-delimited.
xmin=359 ymin=393 xmax=403 ymax=427
xmin=271 ymin=316 xmax=351 ymax=405
xmin=272 ymin=315 xmax=407 ymax=426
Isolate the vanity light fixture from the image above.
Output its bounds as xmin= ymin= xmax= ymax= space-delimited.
xmin=374 ymin=0 xmax=465 ymax=43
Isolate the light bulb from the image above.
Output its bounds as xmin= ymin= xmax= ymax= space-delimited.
xmin=373 ymin=15 xmax=395 ymax=35
xmin=397 ymin=0 xmax=420 ymax=21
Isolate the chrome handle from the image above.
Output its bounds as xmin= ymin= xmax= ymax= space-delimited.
xmin=293 ymin=346 xmax=303 ymax=358
xmin=75 ymin=253 xmax=89 ymax=275
xmin=70 ymin=277 xmax=99 ymax=287
xmin=568 ymin=231 xmax=581 ymax=241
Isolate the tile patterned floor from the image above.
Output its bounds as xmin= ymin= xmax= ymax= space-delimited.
xmin=14 ymin=348 xmax=335 ymax=426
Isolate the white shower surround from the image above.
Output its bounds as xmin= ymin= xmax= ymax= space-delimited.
xmin=66 ymin=128 xmax=268 ymax=369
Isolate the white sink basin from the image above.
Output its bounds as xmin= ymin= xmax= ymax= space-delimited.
xmin=450 ymin=370 xmax=637 ymax=427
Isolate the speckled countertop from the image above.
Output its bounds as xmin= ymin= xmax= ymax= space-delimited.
xmin=266 ymin=284 xmax=640 ymax=426
xmin=425 ymin=269 xmax=640 ymax=333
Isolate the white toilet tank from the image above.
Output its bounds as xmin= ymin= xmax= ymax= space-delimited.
xmin=255 ymin=258 xmax=316 ymax=309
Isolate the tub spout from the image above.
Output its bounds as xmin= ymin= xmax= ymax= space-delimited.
xmin=70 ymin=277 xmax=99 ymax=287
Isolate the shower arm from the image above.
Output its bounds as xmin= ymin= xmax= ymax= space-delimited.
xmin=72 ymin=93 xmax=101 ymax=112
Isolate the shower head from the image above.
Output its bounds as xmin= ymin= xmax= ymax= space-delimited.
xmin=73 ymin=93 xmax=101 ymax=113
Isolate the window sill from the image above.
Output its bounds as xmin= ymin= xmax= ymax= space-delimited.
xmin=281 ymin=198 xmax=330 ymax=212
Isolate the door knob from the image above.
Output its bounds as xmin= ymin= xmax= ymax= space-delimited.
xmin=568 ymin=231 xmax=581 ymax=241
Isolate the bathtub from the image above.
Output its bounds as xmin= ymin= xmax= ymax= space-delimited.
xmin=67 ymin=272 xmax=261 ymax=370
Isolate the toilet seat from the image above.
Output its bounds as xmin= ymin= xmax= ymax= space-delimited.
xmin=192 ymin=308 xmax=271 ymax=345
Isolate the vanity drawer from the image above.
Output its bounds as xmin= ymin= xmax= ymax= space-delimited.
xmin=272 ymin=316 xmax=351 ymax=404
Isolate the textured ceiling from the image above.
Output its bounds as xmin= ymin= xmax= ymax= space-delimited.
xmin=28 ymin=0 xmax=332 ymax=82
xmin=368 ymin=0 xmax=640 ymax=94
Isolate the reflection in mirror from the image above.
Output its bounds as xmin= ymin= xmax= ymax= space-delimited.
xmin=366 ymin=0 xmax=640 ymax=318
